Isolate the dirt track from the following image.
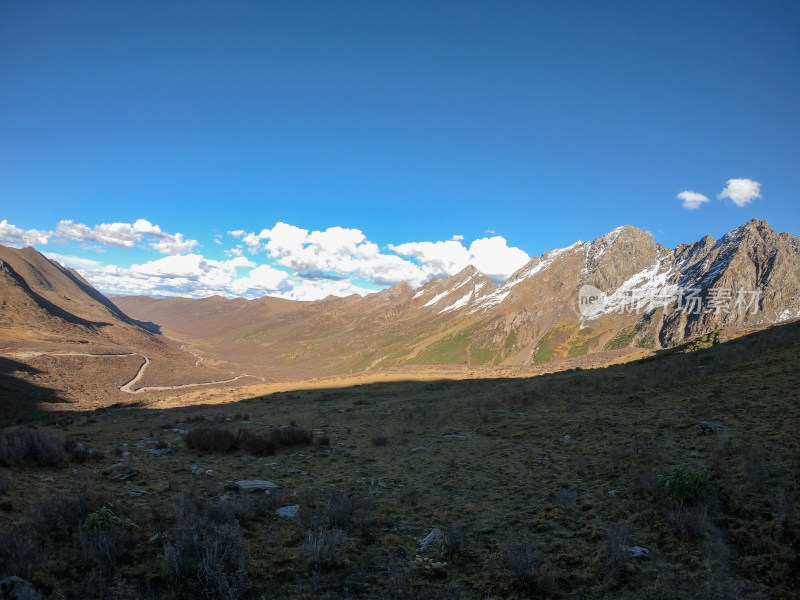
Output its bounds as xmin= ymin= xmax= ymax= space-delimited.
xmin=6 ymin=351 xmax=263 ymax=394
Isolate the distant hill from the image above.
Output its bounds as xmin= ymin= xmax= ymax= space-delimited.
xmin=0 ymin=245 xmax=233 ymax=416
xmin=114 ymin=218 xmax=800 ymax=379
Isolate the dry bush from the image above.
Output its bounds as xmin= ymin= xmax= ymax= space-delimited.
xmin=162 ymin=492 xmax=249 ymax=599
xmin=0 ymin=426 xmax=65 ymax=467
xmin=64 ymin=435 xmax=104 ymax=463
xmin=499 ymin=539 xmax=554 ymax=593
xmin=302 ymin=527 xmax=346 ymax=568
xmin=672 ymin=503 xmax=709 ymax=540
xmin=80 ymin=525 xmax=133 ymax=569
xmin=0 ymin=524 xmax=41 ymax=580
xmin=185 ymin=425 xmax=313 ymax=455
xmin=604 ymin=520 xmax=632 ymax=569
xmin=325 ymin=489 xmax=355 ymax=528
xmin=184 ymin=427 xmax=237 ymax=452
xmin=443 ymin=524 xmax=464 ymax=560
xmin=554 ymin=487 xmax=578 ymax=510
xmin=235 ymin=429 xmax=276 ymax=456
xmin=31 ymin=491 xmax=113 ymax=533
xmin=275 ymin=425 xmax=313 ymax=446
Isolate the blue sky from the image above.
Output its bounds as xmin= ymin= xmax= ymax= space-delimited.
xmin=1 ymin=1 xmax=798 ymax=299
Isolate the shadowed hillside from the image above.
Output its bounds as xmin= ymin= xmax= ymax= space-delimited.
xmin=0 ymin=320 xmax=797 ymax=598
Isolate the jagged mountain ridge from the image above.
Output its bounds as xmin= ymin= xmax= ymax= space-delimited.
xmin=111 ymin=218 xmax=800 ymax=377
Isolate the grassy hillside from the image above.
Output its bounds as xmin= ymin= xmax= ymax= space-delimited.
xmin=0 ymin=321 xmax=798 ymax=598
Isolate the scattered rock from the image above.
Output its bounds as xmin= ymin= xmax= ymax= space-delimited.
xmin=418 ymin=528 xmax=443 ymax=552
xmin=607 ymin=489 xmax=617 ymax=496
xmin=129 ymin=488 xmax=150 ymax=498
xmin=104 ymin=463 xmax=139 ymax=481
xmin=443 ymin=433 xmax=467 ymax=441
xmin=562 ymin=434 xmax=571 ymax=444
xmin=623 ymin=545 xmax=651 ymax=559
xmin=135 ymin=437 xmax=160 ymax=448
xmin=170 ymin=428 xmax=187 ymax=435
xmin=285 ymin=467 xmax=309 ymax=476
xmin=378 ymin=481 xmax=387 ymax=488
xmin=149 ymin=448 xmax=169 ymax=457
xmin=410 ymin=446 xmax=428 ymax=453
xmin=275 ymin=504 xmax=300 ymax=518
xmin=236 ymin=480 xmax=279 ymax=492
xmin=698 ymin=421 xmax=724 ymax=433
xmin=411 ymin=555 xmax=448 ymax=575
xmin=0 ymin=576 xmax=42 ymax=599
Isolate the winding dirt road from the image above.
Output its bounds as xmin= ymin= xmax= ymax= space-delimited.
xmin=9 ymin=351 xmax=263 ymax=394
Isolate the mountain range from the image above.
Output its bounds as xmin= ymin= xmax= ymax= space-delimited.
xmin=106 ymin=218 xmax=800 ymax=379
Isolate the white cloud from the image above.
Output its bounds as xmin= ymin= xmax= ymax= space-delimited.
xmin=273 ymin=277 xmax=375 ymax=302
xmin=243 ymin=222 xmax=426 ymax=286
xmin=390 ymin=235 xmax=530 ymax=284
xmin=452 ymin=234 xmax=464 ymax=241
xmin=149 ymin=232 xmax=197 ymax=254
xmin=468 ymin=237 xmax=531 ymax=283
xmin=61 ymin=253 xmax=255 ymax=298
xmin=677 ymin=190 xmax=710 ymax=210
xmin=54 ymin=219 xmax=198 ymax=254
xmin=42 ymin=252 xmax=104 ymax=271
xmin=390 ymin=239 xmax=470 ymax=279
xmin=718 ymin=178 xmax=761 ymax=207
xmin=230 ymin=264 xmax=290 ymax=296
xmin=32 ymin=219 xmax=533 ymax=300
xmin=0 ymin=220 xmax=50 ymax=247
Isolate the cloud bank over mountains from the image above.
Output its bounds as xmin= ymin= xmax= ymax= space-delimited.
xmin=1 ymin=218 xmax=198 ymax=254
xmin=1 ymin=218 xmax=531 ymax=301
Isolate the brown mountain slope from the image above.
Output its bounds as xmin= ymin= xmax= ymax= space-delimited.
xmin=114 ymin=219 xmax=800 ymax=380
xmin=0 ymin=245 xmax=240 ymax=416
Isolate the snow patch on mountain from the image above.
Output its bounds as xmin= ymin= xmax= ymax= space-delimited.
xmin=579 ymin=258 xmax=679 ymax=323
xmin=776 ymin=308 xmax=800 ymax=322
xmin=422 ymin=290 xmax=449 ymax=307
xmin=438 ymin=291 xmax=473 ymax=314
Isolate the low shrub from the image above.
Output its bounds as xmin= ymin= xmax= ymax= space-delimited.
xmin=236 ymin=429 xmax=276 ymax=456
xmin=275 ymin=425 xmax=313 ymax=446
xmin=443 ymin=524 xmax=464 ymax=560
xmin=184 ymin=425 xmax=314 ymax=455
xmin=32 ymin=491 xmax=114 ymax=533
xmin=184 ymin=427 xmax=237 ymax=452
xmin=161 ymin=493 xmax=249 ymax=600
xmin=64 ymin=435 xmax=104 ymax=463
xmin=659 ymin=465 xmax=713 ymax=506
xmin=0 ymin=427 xmax=65 ymax=467
xmin=325 ymin=490 xmax=355 ymax=528
xmin=302 ymin=527 xmax=346 ymax=568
